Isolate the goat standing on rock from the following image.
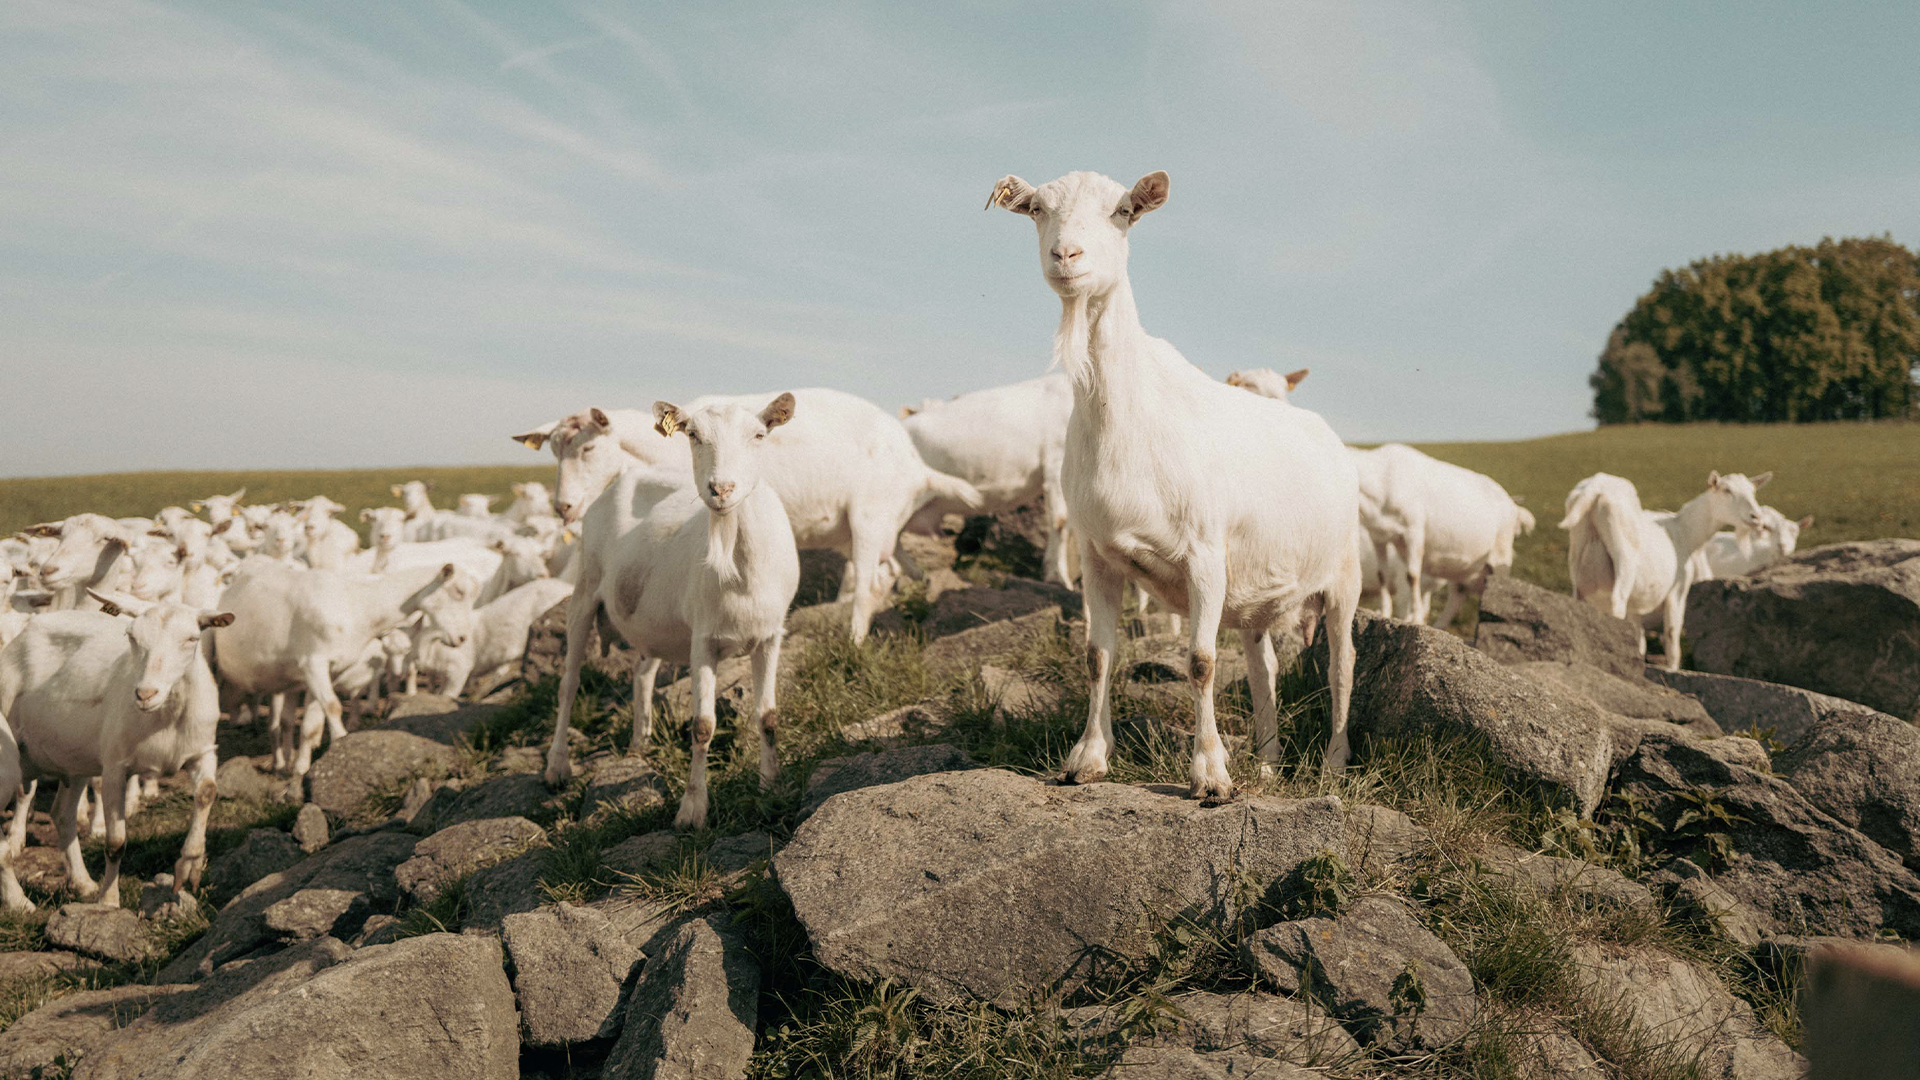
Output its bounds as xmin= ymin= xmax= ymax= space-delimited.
xmin=542 ymin=394 xmax=802 ymax=830
xmin=990 ymin=170 xmax=1363 ymax=797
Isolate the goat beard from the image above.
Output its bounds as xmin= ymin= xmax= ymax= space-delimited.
xmin=705 ymin=507 xmax=743 ymax=587
xmin=1052 ymin=292 xmax=1092 ymax=388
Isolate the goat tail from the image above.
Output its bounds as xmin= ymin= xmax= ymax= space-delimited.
xmin=1558 ymin=487 xmax=1600 ymax=532
xmin=1514 ymin=505 xmax=1537 ymax=535
xmin=913 ymin=468 xmax=986 ymax=518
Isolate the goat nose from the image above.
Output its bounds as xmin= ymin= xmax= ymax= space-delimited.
xmin=708 ymin=481 xmax=735 ymax=499
xmin=135 ymin=687 xmax=158 ymax=704
xmin=1052 ymin=243 xmax=1082 ymax=263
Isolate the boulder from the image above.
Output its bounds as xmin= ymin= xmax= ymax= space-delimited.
xmin=799 ymin=744 xmax=980 ymax=820
xmin=1240 ymin=895 xmax=1476 ymax=1052
xmin=1342 ymin=804 xmax=1431 ymax=880
xmin=292 ymin=804 xmax=329 ymax=853
xmin=395 ymin=816 xmax=545 ymax=907
xmin=0 ymin=984 xmax=183 ymax=1079
xmin=118 ymin=934 xmax=517 ymax=1080
xmin=839 ymin=702 xmax=947 ymax=746
xmin=1477 ymin=846 xmax=1658 ymax=914
xmin=75 ymin=937 xmax=353 ymax=1080
xmin=159 ymin=832 xmax=416 ymax=981
xmin=1613 ymin=731 xmax=1920 ymax=939
xmin=202 ymin=829 xmax=306 ymax=907
xmin=462 ymin=847 xmax=551 ymax=932
xmin=1473 ymin=575 xmax=1645 ymax=678
xmin=45 ymin=904 xmax=158 ymax=964
xmin=604 ymin=916 xmax=758 ymax=1080
xmin=380 ymin=701 xmax=509 ymax=746
xmin=1776 ymin=710 xmax=1920 ymax=873
xmin=922 ymin=608 xmax=1068 ymax=675
xmin=600 ymin=831 xmax=685 ymax=881
xmin=1097 ymin=1046 xmax=1318 ymax=1079
xmin=212 ymin=756 xmax=280 ymax=803
xmin=1569 ymin=943 xmax=1804 ymax=1079
xmin=410 ymin=772 xmax=558 ymax=835
xmin=979 ymin=663 xmax=1064 ymax=715
xmin=306 ymin=730 xmax=457 ymax=816
xmin=396 ymin=776 xmax=435 ymax=824
xmin=776 ymin=769 xmax=1346 ymax=1005
xmin=1645 ymin=667 xmax=1886 ymax=748
xmin=1326 ymin=615 xmax=1622 ymax=816
xmin=0 ymin=950 xmax=101 ymax=983
xmin=784 ymin=599 xmax=853 ymax=643
xmin=579 ymin=756 xmax=669 ymax=819
xmin=1067 ymin=990 xmax=1360 ymax=1067
xmin=502 ymin=903 xmax=643 ymax=1047
xmin=1686 ymin=540 xmax=1920 ymax=721
xmin=1511 ymin=660 xmax=1720 ymax=732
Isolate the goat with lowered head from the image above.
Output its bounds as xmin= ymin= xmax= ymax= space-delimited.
xmin=1561 ymin=470 xmax=1771 ymax=671
xmin=989 ymin=169 xmax=1363 ymax=796
xmin=0 ymin=591 xmax=234 ymax=907
xmin=542 ymin=393 xmax=801 ymax=830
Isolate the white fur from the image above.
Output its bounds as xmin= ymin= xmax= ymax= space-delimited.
xmin=416 ymin=577 xmax=574 ymax=698
xmin=1561 ymin=470 xmax=1770 ymax=671
xmin=991 ymin=168 xmax=1363 ymax=794
xmin=542 ymin=394 xmax=802 ymax=830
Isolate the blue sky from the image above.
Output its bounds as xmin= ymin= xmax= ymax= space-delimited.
xmin=4 ymin=0 xmax=1916 ymax=476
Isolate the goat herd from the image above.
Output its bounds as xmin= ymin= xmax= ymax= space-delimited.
xmin=0 ymin=170 xmax=1810 ymax=917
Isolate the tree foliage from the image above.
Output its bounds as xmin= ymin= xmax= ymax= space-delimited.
xmin=1591 ymin=236 xmax=1920 ymax=423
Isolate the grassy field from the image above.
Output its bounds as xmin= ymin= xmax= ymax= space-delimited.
xmin=3 ymin=422 xmax=1916 ymax=586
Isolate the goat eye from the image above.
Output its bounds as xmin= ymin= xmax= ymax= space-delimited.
xmin=754 ymin=431 xmax=766 ymax=441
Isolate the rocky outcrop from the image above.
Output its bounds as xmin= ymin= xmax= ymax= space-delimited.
xmin=45 ymin=904 xmax=158 ymax=964
xmin=1511 ymin=660 xmax=1720 ymax=732
xmin=1068 ymin=990 xmax=1360 ymax=1068
xmin=0 ymin=984 xmax=183 ymax=1080
xmin=1775 ymin=709 xmax=1920 ymax=873
xmin=1569 ymin=943 xmax=1804 ymax=1079
xmin=579 ymin=756 xmax=668 ymax=818
xmin=922 ymin=609 xmax=1069 ymax=676
xmin=502 ymin=903 xmax=643 ymax=1046
xmin=203 ymin=829 xmax=306 ymax=907
xmin=306 ymin=729 xmax=457 ymax=815
xmin=394 ymin=816 xmax=545 ymax=906
xmin=1686 ymin=540 xmax=1920 ymax=721
xmin=1613 ymin=731 xmax=1920 ymax=939
xmin=1240 ymin=896 xmax=1476 ymax=1052
xmin=410 ymin=771 xmax=557 ymax=835
xmin=799 ymin=744 xmax=979 ymax=820
xmin=1473 ymin=575 xmax=1645 ymax=678
xmin=1645 ymin=667 xmax=1886 ymax=748
xmin=604 ymin=916 xmax=758 ymax=1080
xmin=776 ymin=769 xmax=1346 ymax=1005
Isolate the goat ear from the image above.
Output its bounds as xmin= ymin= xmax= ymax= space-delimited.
xmin=898 ymin=405 xmax=917 ymax=418
xmin=390 ymin=485 xmax=403 ymax=496
xmin=230 ymin=488 xmax=245 ymax=503
xmin=439 ymin=563 xmax=456 ymax=580
xmin=653 ymin=402 xmax=684 ymax=437
xmin=589 ymin=407 xmax=611 ymax=430
xmin=510 ymin=422 xmax=557 ymax=451
xmin=24 ymin=523 xmax=62 ymax=538
xmin=1751 ymin=471 xmax=1773 ymax=489
xmin=199 ymin=611 xmax=235 ymax=629
xmin=359 ymin=508 xmax=373 ymax=522
xmin=1798 ymin=515 xmax=1814 ymax=529
xmin=189 ymin=501 xmax=204 ymax=512
xmin=1285 ymin=368 xmax=1310 ymax=390
xmin=986 ymin=175 xmax=1036 ymax=213
xmin=1225 ymin=372 xmax=1245 ymax=387
xmin=87 ymin=588 xmax=147 ymax=617
xmin=147 ymin=528 xmax=170 ymax=538
xmin=760 ymin=392 xmax=797 ymax=430
xmin=1707 ymin=470 xmax=1722 ymax=490
xmin=1124 ymin=171 xmax=1170 ymax=218
xmin=212 ymin=519 xmax=233 ymax=535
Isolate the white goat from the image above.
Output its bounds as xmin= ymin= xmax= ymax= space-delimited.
xmin=456 ymin=494 xmax=496 ymax=519
xmin=297 ymin=496 xmax=359 ymax=570
xmin=542 ymin=394 xmax=801 ymax=830
xmin=347 ymin=536 xmax=527 ymax=604
xmin=416 ymin=577 xmax=574 ymax=698
xmin=0 ymin=564 xmax=29 ymax=652
xmin=0 ymin=592 xmax=232 ymax=907
xmin=990 ymin=169 xmax=1362 ymax=795
xmin=1225 ymin=367 xmax=1310 ymax=402
xmin=1699 ymin=508 xmax=1811 ymax=580
xmin=24 ymin=514 xmax=136 ymax=610
xmin=1561 ymin=470 xmax=1770 ymax=671
xmin=505 ymin=482 xmax=555 ymax=524
xmin=514 ymin=392 xmax=980 ymax=642
xmin=215 ymin=561 xmax=462 ymax=779
xmin=899 ymin=373 xmax=1075 ymax=585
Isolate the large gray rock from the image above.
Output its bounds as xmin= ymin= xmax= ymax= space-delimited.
xmin=502 ymin=903 xmax=643 ymax=1047
xmin=1477 ymin=846 xmax=1658 ymax=915
xmin=462 ymin=847 xmax=551 ymax=932
xmin=159 ymin=832 xmax=417 ymax=981
xmin=307 ymin=729 xmax=458 ymax=815
xmin=410 ymin=772 xmax=557 ymax=835
xmin=799 ymin=744 xmax=979 ymax=820
xmin=1614 ymin=731 xmax=1920 ymax=939
xmin=1329 ymin=615 xmax=1622 ymax=816
xmin=775 ymin=769 xmax=1347 ymax=1006
xmin=1776 ymin=710 xmax=1920 ymax=873
xmin=0 ymin=950 xmax=101 ymax=983
xmin=901 ymin=577 xmax=1081 ymax=641
xmin=203 ymin=828 xmax=306 ymax=907
xmin=213 ymin=756 xmax=280 ymax=803
xmin=921 ymin=607 xmax=1067 ymax=676
xmin=1645 ymin=667 xmax=1887 ymax=748
xmin=0 ymin=984 xmax=183 ymax=1080
xmin=45 ymin=904 xmax=158 ymax=964
xmin=604 ymin=916 xmax=758 ymax=1080
xmin=1097 ymin=1046 xmax=1318 ymax=1079
xmin=1068 ymin=990 xmax=1360 ymax=1068
xmin=1240 ymin=895 xmax=1477 ymax=1052
xmin=1473 ymin=575 xmax=1645 ymax=678
xmin=292 ymin=803 xmax=329 ymax=853
xmin=1570 ymin=943 xmax=1804 ymax=1079
xmin=580 ymin=756 xmax=669 ymax=819
xmin=395 ymin=816 xmax=545 ymax=907
xmin=75 ymin=937 xmax=353 ymax=1080
xmin=1686 ymin=540 xmax=1920 ymax=722
xmin=381 ymin=701 xmax=509 ymax=746
xmin=119 ymin=934 xmax=516 ymax=1080
xmin=1512 ymin=660 xmax=1720 ymax=732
